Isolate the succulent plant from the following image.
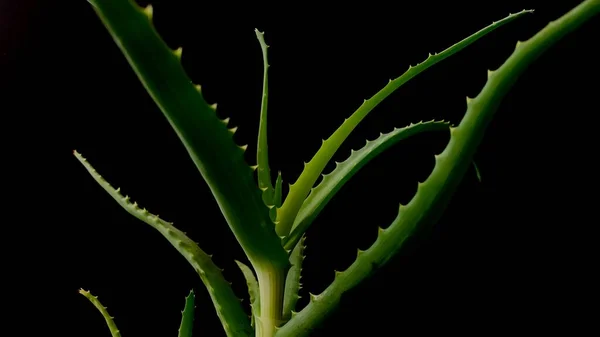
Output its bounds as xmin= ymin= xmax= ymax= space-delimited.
xmin=76 ymin=0 xmax=599 ymax=336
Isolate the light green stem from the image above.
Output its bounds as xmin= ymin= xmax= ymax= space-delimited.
xmin=255 ymin=265 xmax=286 ymax=337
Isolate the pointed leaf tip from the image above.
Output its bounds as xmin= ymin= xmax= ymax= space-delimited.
xmin=255 ymin=24 xmax=275 ymax=205
xmin=143 ymin=5 xmax=153 ymax=19
xmin=174 ymin=47 xmax=183 ymax=58
xmin=73 ymin=151 xmax=252 ymax=335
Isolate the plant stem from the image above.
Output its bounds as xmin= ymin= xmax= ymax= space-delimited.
xmin=255 ymin=264 xmax=286 ymax=337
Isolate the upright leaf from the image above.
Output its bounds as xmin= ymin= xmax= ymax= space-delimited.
xmin=74 ymin=151 xmax=252 ymax=336
xmin=282 ymin=120 xmax=450 ymax=251
xmin=235 ymin=260 xmax=261 ymax=327
xmin=270 ymin=171 xmax=283 ymax=222
xmin=274 ymin=171 xmax=283 ymax=206
xmin=282 ymin=235 xmax=306 ymax=321
xmin=178 ymin=290 xmax=195 ymax=337
xmin=87 ymin=0 xmax=288 ymax=269
xmin=255 ymin=29 xmax=275 ymax=205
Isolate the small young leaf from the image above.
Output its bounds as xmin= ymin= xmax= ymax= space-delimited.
xmin=79 ymin=289 xmax=122 ymax=337
xmin=234 ymin=260 xmax=260 ymax=327
xmin=255 ymin=29 xmax=275 ymax=204
xmin=274 ymin=171 xmax=283 ymax=208
xmin=275 ymin=9 xmax=533 ymax=236
xmin=282 ymin=235 xmax=306 ymax=321
xmin=270 ymin=171 xmax=283 ymax=222
xmin=178 ymin=290 xmax=195 ymax=337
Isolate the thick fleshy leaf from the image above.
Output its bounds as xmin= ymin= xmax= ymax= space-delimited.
xmin=79 ymin=289 xmax=122 ymax=337
xmin=282 ymin=120 xmax=450 ymax=251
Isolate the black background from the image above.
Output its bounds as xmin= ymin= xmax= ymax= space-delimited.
xmin=3 ymin=0 xmax=598 ymax=336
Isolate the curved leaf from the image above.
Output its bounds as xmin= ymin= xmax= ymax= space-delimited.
xmin=178 ymin=290 xmax=195 ymax=337
xmin=234 ymin=260 xmax=260 ymax=327
xmin=282 ymin=120 xmax=450 ymax=251
xmin=275 ymin=10 xmax=533 ymax=236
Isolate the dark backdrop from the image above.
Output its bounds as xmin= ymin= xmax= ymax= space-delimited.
xmin=3 ymin=0 xmax=598 ymax=336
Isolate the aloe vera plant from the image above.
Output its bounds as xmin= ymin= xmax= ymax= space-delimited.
xmin=76 ymin=1 xmax=600 ymax=336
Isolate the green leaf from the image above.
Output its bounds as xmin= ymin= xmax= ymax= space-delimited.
xmin=277 ymin=2 xmax=600 ymax=336
xmin=79 ymin=289 xmax=122 ymax=337
xmin=275 ymin=10 xmax=533 ymax=237
xmin=178 ymin=290 xmax=195 ymax=337
xmin=274 ymin=171 xmax=283 ymax=208
xmin=73 ymin=151 xmax=252 ymax=337
xmin=282 ymin=120 xmax=450 ymax=251
xmin=255 ymin=29 xmax=275 ymax=205
xmin=282 ymin=235 xmax=305 ymax=321
xmin=87 ymin=0 xmax=287 ymax=270
xmin=270 ymin=171 xmax=283 ymax=222
xmin=234 ymin=260 xmax=261 ymax=327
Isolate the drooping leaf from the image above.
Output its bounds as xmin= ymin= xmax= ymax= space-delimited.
xmin=178 ymin=290 xmax=195 ymax=337
xmin=74 ymin=151 xmax=252 ymax=337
